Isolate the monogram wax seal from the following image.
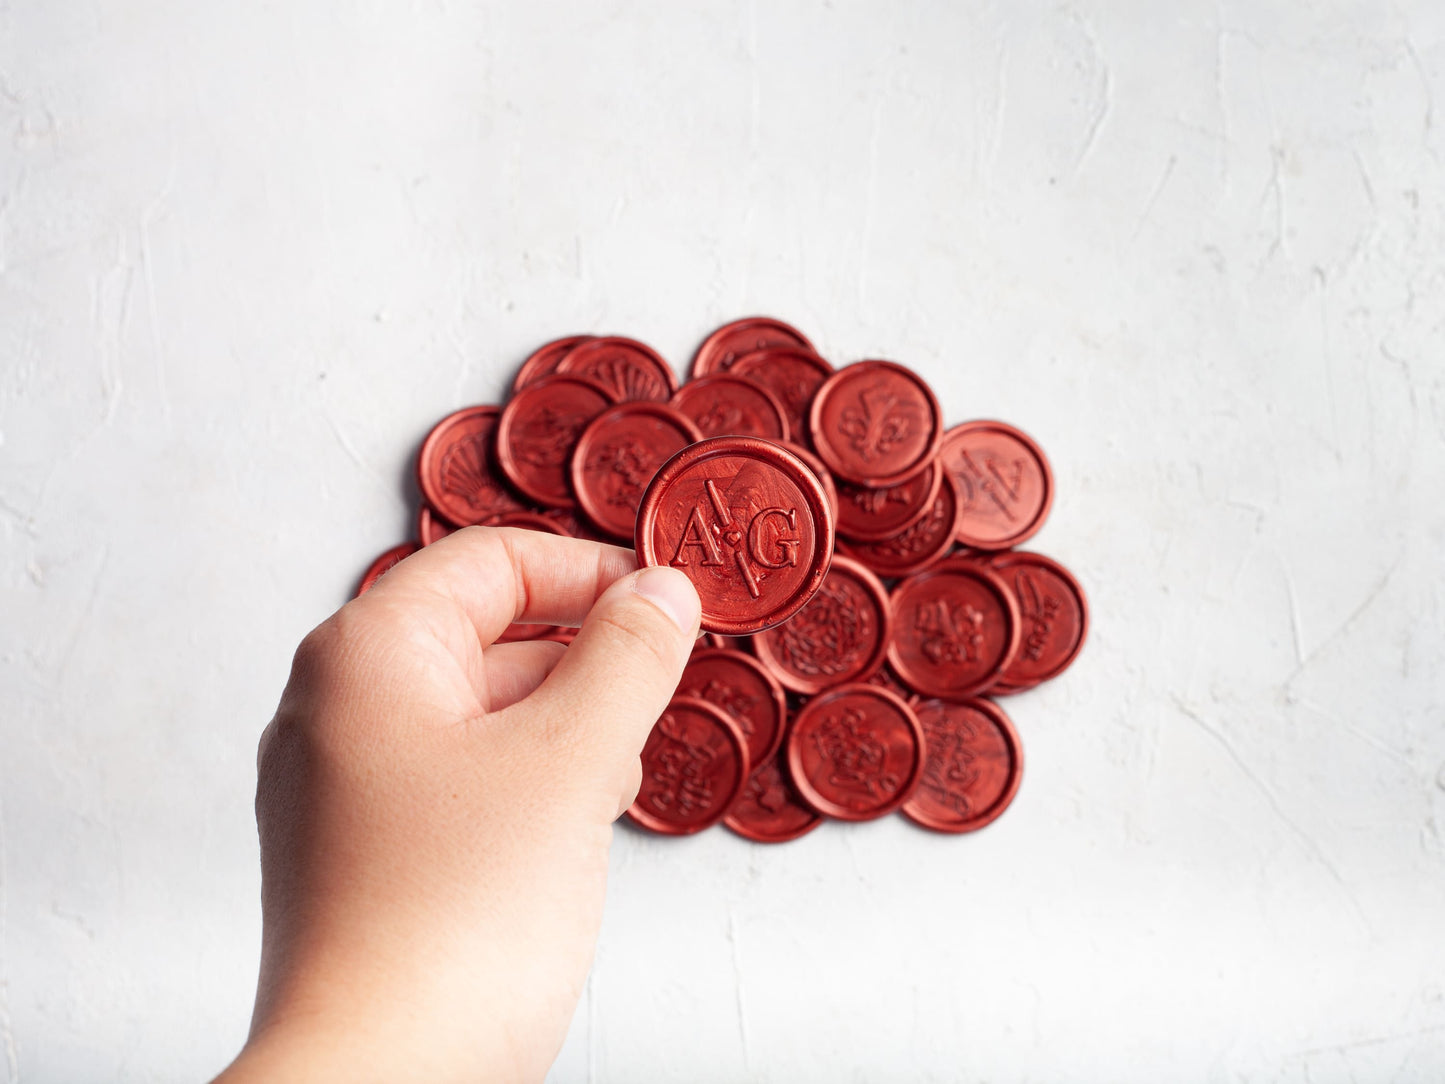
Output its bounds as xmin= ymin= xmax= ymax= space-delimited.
xmin=570 ymin=402 xmax=703 ymax=540
xmin=939 ymin=419 xmax=1053 ymax=551
xmin=627 ymin=695 xmax=750 ymax=836
xmin=986 ymin=551 xmax=1088 ymax=692
xmin=634 ymin=436 xmax=835 ymax=636
xmin=556 ymin=335 xmax=677 ymax=403
xmin=785 ymin=683 xmax=924 ymax=821
xmin=887 ymin=556 xmax=1021 ymax=700
xmin=728 ymin=346 xmax=834 ymax=443
xmin=901 ymin=697 xmax=1023 ymax=834
xmin=678 ymin=647 xmax=789 ymax=768
xmin=808 ymin=360 xmax=942 ymax=487
xmin=495 ymin=375 xmax=617 ymax=508
xmin=723 ymin=747 xmax=823 ymax=844
xmin=417 ymin=406 xmax=528 ymax=528
xmin=510 ymin=334 xmax=596 ymax=394
xmin=751 ymin=553 xmax=891 ymax=696
xmin=690 ymin=316 xmax=815 ymax=379
xmin=670 ymin=373 xmax=791 ymax=442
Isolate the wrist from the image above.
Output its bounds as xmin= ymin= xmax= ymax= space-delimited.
xmin=215 ymin=996 xmax=529 ymax=1084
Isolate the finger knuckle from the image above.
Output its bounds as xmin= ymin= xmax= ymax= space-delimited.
xmin=290 ymin=604 xmax=370 ymax=687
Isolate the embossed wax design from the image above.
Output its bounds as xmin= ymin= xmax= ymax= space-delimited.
xmin=888 ymin=557 xmax=1022 ymax=701
xmin=809 ymin=360 xmax=942 ymax=487
xmin=635 ymin=437 xmax=835 ymax=636
xmin=939 ymin=420 xmax=1053 ymax=551
xmin=626 ymin=696 xmax=749 ymax=836
xmin=557 ymin=335 xmax=677 ymax=403
xmin=678 ymin=647 xmax=788 ymax=768
xmin=751 ymin=554 xmax=890 ymax=696
xmin=417 ymin=406 xmax=528 ymax=527
xmin=987 ymin=551 xmax=1088 ymax=690
xmin=670 ymin=374 xmax=791 ymax=442
xmin=495 ymin=374 xmax=617 ymax=508
xmin=901 ymin=698 xmax=1023 ymax=834
xmin=786 ymin=684 xmax=924 ymax=822
xmin=571 ymin=402 xmax=702 ymax=540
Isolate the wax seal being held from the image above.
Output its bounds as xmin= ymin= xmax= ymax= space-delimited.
xmin=634 ymin=436 xmax=835 ymax=636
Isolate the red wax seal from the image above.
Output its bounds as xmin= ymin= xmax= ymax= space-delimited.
xmin=670 ymin=374 xmax=791 ymax=442
xmin=634 ymin=436 xmax=835 ymax=636
xmin=486 ymin=512 xmax=575 ymax=643
xmin=723 ymin=748 xmax=823 ymax=843
xmin=355 ymin=541 xmax=419 ymax=597
xmin=777 ymin=441 xmax=839 ymax=523
xmin=785 ymin=684 xmax=924 ymax=821
xmin=987 ymin=551 xmax=1088 ymax=691
xmin=837 ymin=471 xmax=960 ymax=579
xmin=570 ymin=402 xmax=703 ymax=541
xmin=556 ymin=336 xmax=677 ymax=402
xmin=627 ymin=696 xmax=749 ymax=835
xmin=751 ymin=554 xmax=890 ymax=695
xmin=678 ymin=647 xmax=788 ymax=768
xmin=495 ymin=375 xmax=616 ymax=508
xmin=418 ymin=504 xmax=458 ymax=546
xmin=939 ymin=420 xmax=1053 ymax=550
xmin=691 ymin=316 xmax=815 ymax=378
xmin=887 ymin=557 xmax=1021 ymax=700
xmin=901 ymin=697 xmax=1023 ymax=833
xmin=511 ymin=334 xmax=595 ymax=395
xmin=416 ymin=406 xmax=528 ymax=527
xmin=834 ymin=458 xmax=942 ymax=543
xmin=729 ymin=347 xmax=834 ymax=444
xmin=808 ymin=360 xmax=942 ymax=487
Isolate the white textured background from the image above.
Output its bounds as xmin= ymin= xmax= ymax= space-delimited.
xmin=3 ymin=2 xmax=1444 ymax=1081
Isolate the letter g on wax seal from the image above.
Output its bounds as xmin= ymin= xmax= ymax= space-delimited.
xmin=634 ymin=436 xmax=835 ymax=635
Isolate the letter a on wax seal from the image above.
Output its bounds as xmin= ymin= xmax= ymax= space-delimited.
xmin=635 ymin=436 xmax=835 ymax=635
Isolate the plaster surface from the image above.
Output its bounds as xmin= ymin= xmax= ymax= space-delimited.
xmin=2 ymin=2 xmax=1443 ymax=1081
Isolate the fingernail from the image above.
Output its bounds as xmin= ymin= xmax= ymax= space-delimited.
xmin=631 ymin=566 xmax=701 ymax=634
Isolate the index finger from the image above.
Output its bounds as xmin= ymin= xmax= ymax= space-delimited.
xmin=357 ymin=526 xmax=638 ymax=646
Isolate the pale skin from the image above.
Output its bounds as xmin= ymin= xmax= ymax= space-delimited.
xmin=214 ymin=527 xmax=701 ymax=1083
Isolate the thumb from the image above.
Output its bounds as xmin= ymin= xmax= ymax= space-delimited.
xmin=523 ymin=564 xmax=701 ymax=763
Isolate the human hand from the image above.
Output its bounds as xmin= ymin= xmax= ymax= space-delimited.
xmin=215 ymin=527 xmax=701 ymax=1083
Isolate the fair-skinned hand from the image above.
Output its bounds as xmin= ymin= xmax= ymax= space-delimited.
xmin=214 ymin=527 xmax=700 ymax=1083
